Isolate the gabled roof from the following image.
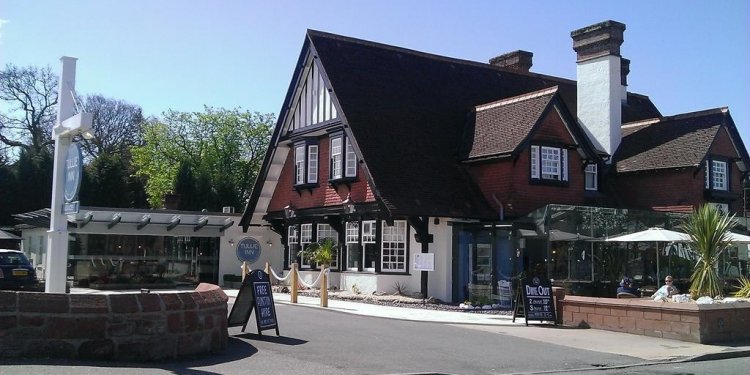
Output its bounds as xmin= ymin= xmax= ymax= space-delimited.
xmin=240 ymin=30 xmax=665 ymax=228
xmin=614 ymin=108 xmax=749 ymax=173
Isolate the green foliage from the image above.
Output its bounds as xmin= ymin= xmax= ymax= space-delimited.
xmin=680 ymin=204 xmax=737 ymax=298
xmin=734 ymin=276 xmax=750 ymax=298
xmin=130 ymin=107 xmax=274 ymax=209
xmin=300 ymin=238 xmax=337 ymax=268
xmin=80 ymin=152 xmax=146 ymax=208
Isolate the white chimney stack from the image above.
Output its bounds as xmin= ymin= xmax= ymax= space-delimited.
xmin=571 ymin=20 xmax=627 ymax=159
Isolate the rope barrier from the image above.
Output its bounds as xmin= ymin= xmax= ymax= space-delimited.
xmin=298 ymin=268 xmax=328 ymax=289
xmin=269 ymin=266 xmax=292 ymax=282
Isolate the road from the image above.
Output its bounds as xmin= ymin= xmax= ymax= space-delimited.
xmin=0 ymin=302 xmax=747 ymax=374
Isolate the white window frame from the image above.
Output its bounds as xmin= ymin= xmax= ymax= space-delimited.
xmin=299 ymin=223 xmax=312 ymax=268
xmin=317 ymin=223 xmax=339 ymax=270
xmin=307 ymin=145 xmax=318 ymax=183
xmin=345 ymin=221 xmax=359 ymax=271
xmin=711 ymin=160 xmax=727 ymax=191
xmin=530 ymin=145 xmax=539 ymax=179
xmin=294 ymin=145 xmax=305 ymax=185
xmin=345 ymin=137 xmax=357 ymax=177
xmin=287 ymin=225 xmax=299 ymax=267
xmin=362 ymin=220 xmax=377 ymax=272
xmin=381 ymin=220 xmax=407 ymax=272
xmin=330 ymin=136 xmax=343 ymax=179
xmin=584 ymin=164 xmax=598 ymax=191
xmin=530 ymin=145 xmax=568 ymax=182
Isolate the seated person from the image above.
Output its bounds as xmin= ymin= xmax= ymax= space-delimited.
xmin=616 ymin=277 xmax=639 ymax=296
xmin=652 ymin=275 xmax=680 ymax=301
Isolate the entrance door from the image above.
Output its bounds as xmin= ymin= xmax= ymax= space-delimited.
xmin=469 ymin=232 xmax=493 ymax=305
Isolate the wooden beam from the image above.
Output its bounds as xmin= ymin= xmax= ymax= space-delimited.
xmin=107 ymin=213 xmax=122 ymax=229
xmin=194 ymin=216 xmax=209 ymax=232
xmin=219 ymin=218 xmax=235 ymax=233
xmin=137 ymin=214 xmax=151 ymax=230
xmin=167 ymin=215 xmax=180 ymax=231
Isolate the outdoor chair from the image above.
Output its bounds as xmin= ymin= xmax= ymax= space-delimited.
xmin=617 ymin=292 xmax=637 ymax=299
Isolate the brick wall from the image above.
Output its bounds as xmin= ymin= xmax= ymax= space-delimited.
xmin=0 ymin=283 xmax=228 ymax=360
xmin=561 ymin=296 xmax=750 ymax=344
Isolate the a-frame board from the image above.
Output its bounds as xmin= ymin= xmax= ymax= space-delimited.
xmin=512 ymin=276 xmax=557 ymax=326
xmin=227 ymin=269 xmax=280 ymax=335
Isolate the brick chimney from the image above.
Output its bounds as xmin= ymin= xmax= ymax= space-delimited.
xmin=571 ymin=20 xmax=626 ymax=159
xmin=489 ymin=50 xmax=533 ymax=73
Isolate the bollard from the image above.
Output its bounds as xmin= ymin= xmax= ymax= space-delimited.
xmin=241 ymin=261 xmax=249 ymax=282
xmin=264 ymin=262 xmax=270 ymax=278
xmin=291 ymin=262 xmax=298 ymax=304
xmin=321 ymin=267 xmax=328 ymax=308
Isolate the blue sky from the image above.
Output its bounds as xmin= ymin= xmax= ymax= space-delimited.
xmin=2 ymin=1 xmax=748 ymax=147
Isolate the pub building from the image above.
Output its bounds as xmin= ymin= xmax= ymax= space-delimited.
xmin=239 ymin=20 xmax=750 ymax=304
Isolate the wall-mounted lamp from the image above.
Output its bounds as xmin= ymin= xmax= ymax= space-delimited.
xmin=283 ymin=204 xmax=295 ymax=219
xmin=266 ymin=239 xmax=273 ymax=247
xmin=228 ymin=239 xmax=235 ymax=246
xmin=342 ymin=193 xmax=356 ymax=214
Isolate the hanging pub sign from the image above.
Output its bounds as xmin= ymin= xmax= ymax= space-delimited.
xmin=62 ymin=142 xmax=83 ymax=214
xmin=227 ymin=269 xmax=279 ymax=335
xmin=236 ymin=237 xmax=262 ymax=264
xmin=512 ymin=276 xmax=557 ymax=326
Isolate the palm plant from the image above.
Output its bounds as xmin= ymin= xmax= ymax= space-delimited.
xmin=300 ymin=238 xmax=336 ymax=268
xmin=734 ymin=276 xmax=750 ymax=298
xmin=679 ymin=204 xmax=737 ymax=298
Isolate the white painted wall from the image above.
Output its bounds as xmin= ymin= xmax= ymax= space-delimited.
xmin=218 ymin=225 xmax=283 ymax=287
xmin=576 ymin=54 xmax=623 ymax=157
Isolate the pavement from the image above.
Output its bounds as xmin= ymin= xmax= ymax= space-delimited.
xmin=72 ymin=287 xmax=750 ymax=363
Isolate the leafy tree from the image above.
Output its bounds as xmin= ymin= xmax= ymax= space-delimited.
xmin=680 ymin=204 xmax=737 ymax=298
xmin=12 ymin=149 xmax=53 ymax=215
xmin=131 ymin=107 xmax=273 ymax=209
xmin=0 ymin=64 xmax=58 ymax=156
xmin=79 ymin=152 xmax=146 ymax=208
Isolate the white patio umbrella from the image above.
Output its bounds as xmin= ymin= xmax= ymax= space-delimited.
xmin=727 ymin=232 xmax=750 ymax=244
xmin=605 ymin=227 xmax=690 ymax=287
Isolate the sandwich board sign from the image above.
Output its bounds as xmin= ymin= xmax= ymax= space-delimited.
xmin=512 ymin=276 xmax=557 ymax=326
xmin=227 ymin=269 xmax=279 ymax=335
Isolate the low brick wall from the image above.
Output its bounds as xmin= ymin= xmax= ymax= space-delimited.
xmin=561 ymin=296 xmax=750 ymax=343
xmin=0 ymin=283 xmax=228 ymax=360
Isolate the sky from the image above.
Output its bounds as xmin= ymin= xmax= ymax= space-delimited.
xmin=2 ymin=1 xmax=748 ymax=147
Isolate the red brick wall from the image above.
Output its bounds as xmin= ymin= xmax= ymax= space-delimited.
xmin=468 ymin=108 xmax=586 ymax=217
xmin=269 ymin=134 xmax=376 ymax=212
xmin=0 ymin=284 xmax=228 ymax=360
xmin=614 ymin=127 xmax=745 ymax=214
xmin=561 ymin=296 xmax=750 ymax=343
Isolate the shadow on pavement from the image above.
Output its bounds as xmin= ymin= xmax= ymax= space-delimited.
xmin=235 ymin=333 xmax=307 ymax=345
xmin=0 ymin=337 xmax=258 ymax=374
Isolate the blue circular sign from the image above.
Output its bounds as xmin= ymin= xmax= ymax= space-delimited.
xmin=64 ymin=142 xmax=83 ymax=203
xmin=236 ymin=237 xmax=262 ymax=264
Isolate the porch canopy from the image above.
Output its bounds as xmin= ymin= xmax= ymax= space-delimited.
xmin=605 ymin=227 xmax=690 ymax=288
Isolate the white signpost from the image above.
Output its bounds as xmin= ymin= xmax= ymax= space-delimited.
xmin=45 ymin=57 xmax=93 ymax=293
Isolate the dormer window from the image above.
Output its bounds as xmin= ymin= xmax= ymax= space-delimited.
xmin=530 ymin=145 xmax=568 ymax=185
xmin=329 ymin=133 xmax=357 ymax=182
xmin=294 ymin=139 xmax=319 ymax=187
xmin=704 ymin=158 xmax=729 ymax=191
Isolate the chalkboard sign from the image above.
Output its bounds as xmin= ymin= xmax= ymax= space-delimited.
xmin=512 ymin=276 xmax=556 ymax=326
xmin=227 ymin=269 xmax=279 ymax=335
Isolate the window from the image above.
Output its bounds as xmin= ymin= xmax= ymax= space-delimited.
xmin=294 ymin=140 xmax=319 ymax=186
xmin=330 ymin=137 xmax=343 ymax=179
xmin=381 ymin=220 xmax=407 ymax=272
xmin=345 ymin=138 xmax=357 ymax=177
xmin=705 ymin=159 xmax=729 ymax=191
xmin=330 ymin=134 xmax=357 ymax=181
xmin=287 ymin=225 xmax=299 ymax=267
xmin=300 ymin=223 xmax=312 ymax=268
xmin=530 ymin=145 xmax=568 ymax=183
xmin=585 ymin=164 xmax=598 ymax=191
xmin=345 ymin=221 xmax=360 ymax=271
xmin=362 ymin=220 xmax=377 ymax=272
xmin=317 ymin=224 xmax=339 ymax=270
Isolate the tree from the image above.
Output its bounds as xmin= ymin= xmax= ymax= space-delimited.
xmin=301 ymin=238 xmax=337 ymax=268
xmin=79 ymin=152 xmax=146 ymax=208
xmin=78 ymin=94 xmax=145 ymax=159
xmin=0 ymin=64 xmax=58 ymax=157
xmin=130 ymin=107 xmax=274 ymax=209
xmin=680 ymin=204 xmax=737 ymax=298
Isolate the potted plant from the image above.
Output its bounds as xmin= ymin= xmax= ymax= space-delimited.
xmin=680 ymin=204 xmax=737 ymax=298
xmin=300 ymin=238 xmax=336 ymax=269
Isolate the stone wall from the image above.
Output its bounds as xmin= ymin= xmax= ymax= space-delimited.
xmin=0 ymin=283 xmax=228 ymax=360
xmin=561 ymin=296 xmax=750 ymax=344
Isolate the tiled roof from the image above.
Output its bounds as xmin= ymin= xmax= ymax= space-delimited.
xmin=465 ymin=87 xmax=558 ymax=159
xmin=614 ymin=109 xmax=727 ymax=173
